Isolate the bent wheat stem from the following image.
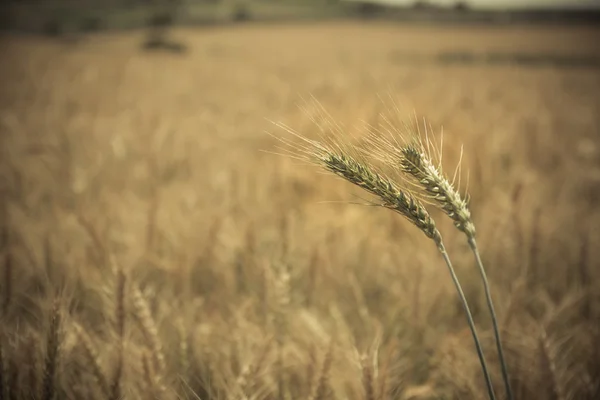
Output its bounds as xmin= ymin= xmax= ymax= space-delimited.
xmin=437 ymin=242 xmax=496 ymax=400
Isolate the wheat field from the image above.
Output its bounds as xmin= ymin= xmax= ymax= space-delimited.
xmin=1 ymin=22 xmax=599 ymax=400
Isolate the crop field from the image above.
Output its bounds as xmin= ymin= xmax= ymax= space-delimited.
xmin=1 ymin=22 xmax=600 ymax=399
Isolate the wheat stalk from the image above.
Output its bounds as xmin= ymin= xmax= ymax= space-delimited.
xmin=365 ymin=110 xmax=511 ymax=393
xmin=41 ymin=298 xmax=61 ymax=400
xmin=270 ymin=122 xmax=496 ymax=400
xmin=376 ymin=127 xmax=512 ymax=400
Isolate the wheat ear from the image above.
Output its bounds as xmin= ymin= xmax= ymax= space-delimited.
xmin=110 ymin=269 xmax=126 ymax=400
xmin=270 ymin=126 xmax=495 ymax=399
xmin=131 ymin=286 xmax=166 ymax=375
xmin=399 ymin=141 xmax=512 ymax=400
xmin=309 ymin=342 xmax=333 ymax=400
xmin=0 ymin=334 xmax=9 ymax=400
xmin=41 ymin=298 xmax=61 ymax=400
xmin=360 ymin=354 xmax=376 ymax=400
xmin=73 ymin=323 xmax=109 ymax=397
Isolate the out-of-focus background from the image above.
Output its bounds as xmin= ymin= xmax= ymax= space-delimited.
xmin=1 ymin=1 xmax=599 ymax=399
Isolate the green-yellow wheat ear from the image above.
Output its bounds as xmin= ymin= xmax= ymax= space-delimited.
xmin=399 ymin=143 xmax=476 ymax=239
xmin=320 ymin=151 xmax=441 ymax=244
xmin=395 ymin=136 xmax=513 ymax=400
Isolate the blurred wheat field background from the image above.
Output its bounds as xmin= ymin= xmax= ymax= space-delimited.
xmin=1 ymin=22 xmax=600 ymax=400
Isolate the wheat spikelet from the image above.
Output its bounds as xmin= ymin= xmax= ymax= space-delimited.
xmin=0 ymin=335 xmax=8 ymax=400
xmin=131 ymin=285 xmax=166 ymax=375
xmin=110 ymin=268 xmax=126 ymax=400
xmin=236 ymin=337 xmax=273 ymax=395
xmin=309 ymin=342 xmax=333 ymax=400
xmin=41 ymin=298 xmax=61 ymax=400
xmin=305 ymin=344 xmax=318 ymax=398
xmin=23 ymin=332 xmax=37 ymax=400
xmin=73 ymin=323 xmax=109 ymax=397
xmin=141 ymin=350 xmax=168 ymax=400
xmin=538 ymin=327 xmax=566 ymax=400
xmin=399 ymin=143 xmax=476 ymax=239
xmin=361 ymin=354 xmax=376 ymax=400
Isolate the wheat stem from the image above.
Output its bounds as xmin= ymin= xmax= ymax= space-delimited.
xmin=437 ymin=243 xmax=496 ymax=400
xmin=468 ymin=238 xmax=513 ymax=400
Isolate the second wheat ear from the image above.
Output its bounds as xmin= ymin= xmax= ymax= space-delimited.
xmin=399 ymin=143 xmax=476 ymax=238
xmin=397 ymin=141 xmax=513 ymax=400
